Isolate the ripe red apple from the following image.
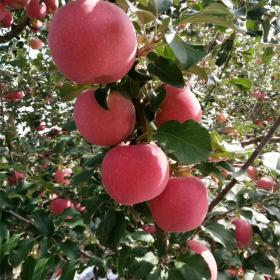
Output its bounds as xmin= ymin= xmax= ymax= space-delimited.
xmin=4 ymin=0 xmax=30 ymax=9
xmin=216 ymin=112 xmax=228 ymax=124
xmin=0 ymin=2 xmax=6 ymax=21
xmin=1 ymin=10 xmax=13 ymax=27
xmin=8 ymin=171 xmax=25 ymax=185
xmin=156 ymin=85 xmax=202 ymax=127
xmin=188 ymin=240 xmax=217 ymax=280
xmin=43 ymin=0 xmax=58 ymax=14
xmin=48 ymin=0 xmax=137 ymax=84
xmin=257 ymin=177 xmax=276 ymax=192
xmin=149 ymin=176 xmax=208 ymax=232
xmin=50 ymin=198 xmax=74 ymax=215
xmin=26 ymin=0 xmax=46 ymax=19
xmin=101 ymin=143 xmax=169 ymax=205
xmin=74 ymin=90 xmax=135 ymax=146
xmin=252 ymin=90 xmax=266 ymax=101
xmin=30 ymin=37 xmax=43 ymax=50
xmin=55 ymin=168 xmax=72 ymax=185
xmin=142 ymin=224 xmax=156 ymax=234
xmin=247 ymin=166 xmax=258 ymax=181
xmin=4 ymin=91 xmax=25 ymax=102
xmin=232 ymin=219 xmax=253 ymax=249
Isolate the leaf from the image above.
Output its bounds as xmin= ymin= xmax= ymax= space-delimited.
xmin=179 ymin=3 xmax=235 ymax=29
xmin=31 ymin=210 xmax=54 ymax=237
xmin=165 ymin=33 xmax=207 ymax=70
xmin=32 ymin=258 xmax=50 ymax=280
xmin=21 ymin=256 xmax=36 ymax=280
xmin=95 ymin=87 xmax=110 ymax=110
xmin=150 ymin=87 xmax=166 ymax=111
xmin=135 ymin=9 xmax=156 ymax=24
xmin=230 ymin=78 xmax=252 ymax=90
xmin=156 ymin=0 xmax=172 ymax=14
xmin=262 ymin=152 xmax=280 ymax=174
xmin=60 ymin=261 xmax=79 ymax=280
xmin=147 ymin=53 xmax=185 ymax=88
xmin=155 ymin=121 xmax=212 ymax=165
xmin=59 ymin=240 xmax=79 ymax=261
xmin=262 ymin=47 xmax=274 ymax=64
xmin=243 ymin=252 xmax=275 ymax=276
xmin=71 ymin=170 xmax=93 ymax=186
xmin=129 ymin=261 xmax=154 ymax=278
xmin=9 ymin=239 xmax=34 ymax=266
xmin=1 ymin=234 xmax=20 ymax=259
xmin=205 ymin=223 xmax=236 ymax=250
xmin=58 ymin=82 xmax=90 ymax=101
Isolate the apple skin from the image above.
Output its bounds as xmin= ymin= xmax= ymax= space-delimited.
xmin=4 ymin=0 xmax=30 ymax=9
xmin=43 ymin=0 xmax=58 ymax=14
xmin=1 ymin=10 xmax=13 ymax=27
xmin=48 ymin=0 xmax=137 ymax=84
xmin=30 ymin=38 xmax=43 ymax=50
xmin=8 ymin=171 xmax=25 ymax=185
xmin=55 ymin=168 xmax=72 ymax=185
xmin=188 ymin=240 xmax=217 ymax=280
xmin=4 ymin=91 xmax=25 ymax=102
xmin=156 ymin=85 xmax=202 ymax=127
xmin=232 ymin=219 xmax=253 ymax=249
xmin=101 ymin=143 xmax=169 ymax=205
xmin=142 ymin=224 xmax=156 ymax=234
xmin=50 ymin=198 xmax=74 ymax=215
xmin=74 ymin=90 xmax=135 ymax=146
xmin=0 ymin=2 xmax=6 ymax=21
xmin=26 ymin=0 xmax=46 ymax=19
xmin=257 ymin=177 xmax=276 ymax=192
xmin=247 ymin=166 xmax=258 ymax=181
xmin=149 ymin=176 xmax=208 ymax=232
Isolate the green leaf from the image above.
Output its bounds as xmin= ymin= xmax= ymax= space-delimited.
xmin=21 ymin=256 xmax=36 ymax=280
xmin=165 ymin=33 xmax=207 ymax=70
xmin=71 ymin=170 xmax=93 ymax=186
xmin=147 ymin=53 xmax=185 ymax=88
xmin=9 ymin=239 xmax=34 ymax=266
xmin=95 ymin=87 xmax=110 ymax=110
xmin=230 ymin=78 xmax=252 ymax=90
xmin=150 ymin=87 xmax=166 ymax=111
xmin=243 ymin=252 xmax=275 ymax=276
xmin=179 ymin=3 xmax=235 ymax=28
xmin=32 ymin=258 xmax=50 ymax=280
xmin=135 ymin=9 xmax=156 ymax=24
xmin=262 ymin=152 xmax=280 ymax=174
xmin=155 ymin=121 xmax=212 ymax=165
xmin=205 ymin=223 xmax=236 ymax=250
xmin=129 ymin=261 xmax=154 ymax=278
xmin=1 ymin=234 xmax=20 ymax=259
xmin=262 ymin=47 xmax=274 ymax=64
xmin=58 ymin=82 xmax=90 ymax=101
xmin=59 ymin=240 xmax=79 ymax=260
xmin=31 ymin=210 xmax=54 ymax=237
xmin=60 ymin=261 xmax=79 ymax=280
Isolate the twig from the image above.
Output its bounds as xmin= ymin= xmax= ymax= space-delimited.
xmin=242 ymin=136 xmax=280 ymax=146
xmin=208 ymin=114 xmax=280 ymax=212
xmin=8 ymin=210 xmax=33 ymax=225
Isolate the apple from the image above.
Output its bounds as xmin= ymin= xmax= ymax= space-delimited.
xmin=142 ymin=224 xmax=156 ymax=234
xmin=247 ymin=166 xmax=258 ymax=181
xmin=156 ymin=84 xmax=202 ymax=127
xmin=4 ymin=0 xmax=30 ymax=9
xmin=4 ymin=91 xmax=25 ymax=102
xmin=43 ymin=0 xmax=58 ymax=14
xmin=35 ymin=121 xmax=46 ymax=131
xmin=1 ymin=10 xmax=13 ymax=28
xmin=50 ymin=198 xmax=74 ymax=215
xmin=0 ymin=2 xmax=6 ymax=21
xmin=255 ymin=119 xmax=265 ymax=128
xmin=232 ymin=219 xmax=253 ymax=249
xmin=216 ymin=112 xmax=228 ymax=124
xmin=48 ymin=0 xmax=137 ymax=84
xmin=74 ymin=90 xmax=135 ymax=146
xmin=54 ymin=168 xmax=72 ymax=185
xmin=26 ymin=0 xmax=46 ymax=19
xmin=252 ymin=90 xmax=266 ymax=101
xmin=257 ymin=177 xmax=276 ymax=192
xmin=188 ymin=240 xmax=217 ymax=280
xmin=149 ymin=176 xmax=208 ymax=232
xmin=101 ymin=143 xmax=169 ymax=205
xmin=8 ymin=171 xmax=25 ymax=185
xmin=30 ymin=38 xmax=43 ymax=50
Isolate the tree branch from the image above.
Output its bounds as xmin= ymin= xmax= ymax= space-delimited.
xmin=208 ymin=115 xmax=280 ymax=212
xmin=8 ymin=210 xmax=33 ymax=225
xmin=242 ymin=136 xmax=280 ymax=146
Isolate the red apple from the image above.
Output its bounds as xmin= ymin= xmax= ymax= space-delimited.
xmin=4 ymin=0 xmax=30 ymax=9
xmin=1 ymin=10 xmax=13 ymax=27
xmin=50 ymin=198 xmax=74 ymax=215
xmin=149 ymin=176 xmax=208 ymax=232
xmin=4 ymin=91 xmax=25 ymax=102
xmin=30 ymin=37 xmax=43 ymax=50
xmin=101 ymin=143 xmax=169 ymax=205
xmin=257 ymin=177 xmax=276 ymax=192
xmin=142 ymin=224 xmax=156 ymax=234
xmin=8 ymin=171 xmax=25 ymax=185
xmin=48 ymin=0 xmax=137 ymax=84
xmin=156 ymin=84 xmax=202 ymax=127
xmin=216 ymin=112 xmax=228 ymax=124
xmin=252 ymin=90 xmax=266 ymax=101
xmin=26 ymin=0 xmax=46 ymax=19
xmin=188 ymin=240 xmax=217 ymax=280
xmin=232 ymin=219 xmax=253 ymax=249
xmin=74 ymin=90 xmax=135 ymax=146
xmin=43 ymin=0 xmax=58 ymax=14
xmin=54 ymin=168 xmax=72 ymax=185
xmin=0 ymin=2 xmax=6 ymax=21
xmin=247 ymin=166 xmax=258 ymax=181
xmin=255 ymin=119 xmax=265 ymax=128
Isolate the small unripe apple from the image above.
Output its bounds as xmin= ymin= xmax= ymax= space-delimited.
xmin=232 ymin=219 xmax=253 ymax=249
xmin=43 ymin=0 xmax=58 ymax=14
xmin=156 ymin=85 xmax=202 ymax=127
xmin=30 ymin=37 xmax=43 ymax=50
xmin=8 ymin=171 xmax=25 ymax=185
xmin=142 ymin=224 xmax=156 ymax=234
xmin=48 ymin=0 xmax=137 ymax=84
xmin=26 ymin=0 xmax=46 ymax=19
xmin=4 ymin=0 xmax=30 ymax=9
xmin=216 ymin=112 xmax=228 ymax=124
xmin=149 ymin=176 xmax=208 ymax=232
xmin=74 ymin=90 xmax=135 ymax=146
xmin=50 ymin=198 xmax=74 ymax=215
xmin=4 ymin=91 xmax=25 ymax=102
xmin=247 ymin=166 xmax=258 ymax=181
xmin=188 ymin=240 xmax=217 ymax=280
xmin=55 ymin=168 xmax=72 ymax=185
xmin=257 ymin=177 xmax=276 ymax=192
xmin=101 ymin=143 xmax=169 ymax=205
xmin=1 ymin=10 xmax=13 ymax=27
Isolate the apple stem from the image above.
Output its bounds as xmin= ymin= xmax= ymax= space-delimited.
xmin=208 ymin=115 xmax=280 ymax=212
